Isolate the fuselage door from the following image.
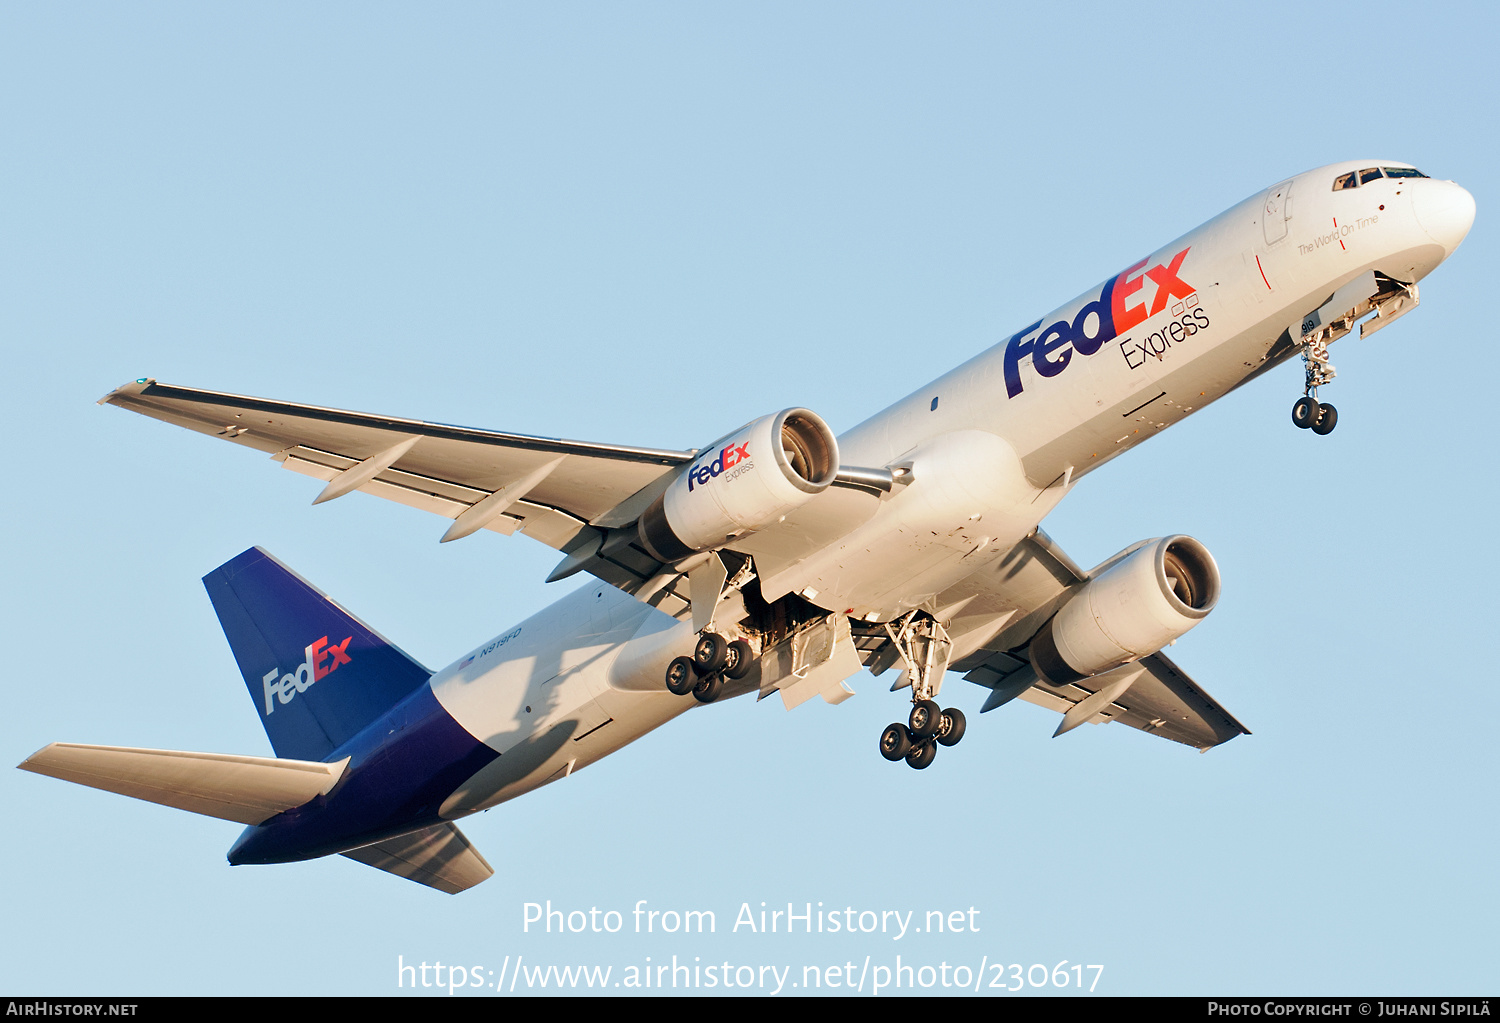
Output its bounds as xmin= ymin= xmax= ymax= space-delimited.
xmin=1263 ymin=180 xmax=1294 ymax=245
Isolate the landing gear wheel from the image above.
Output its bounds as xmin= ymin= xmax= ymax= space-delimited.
xmin=693 ymin=633 xmax=728 ymax=674
xmin=691 ymin=672 xmax=723 ymax=704
xmin=665 ymin=656 xmax=696 ymax=696
xmin=1311 ymin=402 xmax=1338 ymax=435
xmin=1292 ymin=396 xmax=1321 ymax=429
xmin=905 ymin=741 xmax=937 ymax=770
xmin=909 ymin=699 xmax=942 ymax=739
xmin=722 ymin=639 xmax=754 ymax=680
xmin=879 ymin=723 xmax=912 ymax=762
xmin=936 ymin=708 xmax=967 ymax=747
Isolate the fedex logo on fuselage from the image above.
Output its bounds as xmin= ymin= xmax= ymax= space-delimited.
xmin=260 ymin=635 xmax=353 ymax=716
xmin=1003 ymin=246 xmax=1199 ymax=398
xmin=686 ymin=442 xmax=752 ymax=492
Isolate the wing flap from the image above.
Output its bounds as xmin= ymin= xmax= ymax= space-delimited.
xmin=1087 ymin=650 xmax=1250 ymax=748
xmin=341 ymin=822 xmax=493 ymax=894
xmin=17 ymin=743 xmax=349 ymax=825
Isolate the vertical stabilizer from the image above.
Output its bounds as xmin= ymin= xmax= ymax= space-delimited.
xmin=203 ymin=548 xmax=430 ymax=761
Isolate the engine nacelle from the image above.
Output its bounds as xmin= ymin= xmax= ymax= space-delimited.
xmin=1029 ymin=535 xmax=1220 ymax=685
xmin=637 ymin=408 xmax=839 ymax=563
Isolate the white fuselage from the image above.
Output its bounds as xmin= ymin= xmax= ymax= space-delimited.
xmin=433 ymin=160 xmax=1473 ymax=817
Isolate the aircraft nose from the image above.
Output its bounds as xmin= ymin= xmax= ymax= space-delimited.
xmin=1412 ymin=179 xmax=1476 ymax=256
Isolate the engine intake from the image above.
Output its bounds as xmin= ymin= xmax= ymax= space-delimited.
xmin=1029 ymin=535 xmax=1220 ymax=685
xmin=638 ymin=408 xmax=839 ymax=563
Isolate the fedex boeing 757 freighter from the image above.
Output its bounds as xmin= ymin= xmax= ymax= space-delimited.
xmin=20 ymin=160 xmax=1474 ymax=892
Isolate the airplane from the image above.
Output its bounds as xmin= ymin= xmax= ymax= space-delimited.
xmin=19 ymin=159 xmax=1475 ymax=893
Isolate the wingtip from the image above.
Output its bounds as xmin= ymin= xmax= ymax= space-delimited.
xmin=17 ymin=742 xmax=60 ymax=771
xmin=98 ymin=377 xmax=156 ymax=405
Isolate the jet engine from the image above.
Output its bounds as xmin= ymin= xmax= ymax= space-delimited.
xmin=1029 ymin=535 xmax=1220 ymax=685
xmin=636 ymin=408 xmax=839 ymax=563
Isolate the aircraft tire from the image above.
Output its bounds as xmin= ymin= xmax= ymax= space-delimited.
xmin=1312 ymin=402 xmax=1338 ymax=435
xmin=692 ymin=672 xmax=723 ymax=704
xmin=694 ymin=632 xmax=729 ymax=674
xmin=665 ymin=656 xmax=697 ymax=696
xmin=1292 ymin=396 xmax=1320 ymax=429
xmin=909 ymin=699 xmax=942 ymax=738
xmin=936 ymin=708 xmax=967 ymax=747
xmin=879 ymin=723 xmax=912 ymax=762
xmin=905 ymin=741 xmax=937 ymax=770
xmin=723 ymin=639 xmax=755 ymax=679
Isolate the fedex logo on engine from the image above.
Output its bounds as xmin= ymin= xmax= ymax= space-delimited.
xmin=1003 ymin=246 xmax=1204 ymax=397
xmin=686 ymin=442 xmax=752 ymax=492
xmin=260 ymin=635 xmax=353 ymax=716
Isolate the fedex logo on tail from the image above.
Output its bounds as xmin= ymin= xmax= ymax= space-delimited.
xmin=261 ymin=635 xmax=353 ymax=715
xmin=1004 ymin=246 xmax=1203 ymax=397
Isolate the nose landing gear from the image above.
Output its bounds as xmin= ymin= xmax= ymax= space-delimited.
xmin=1291 ymin=325 xmax=1338 ymax=436
xmin=1285 ymin=270 xmax=1425 ymax=437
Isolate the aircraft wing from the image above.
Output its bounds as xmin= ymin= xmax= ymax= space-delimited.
xmin=854 ymin=528 xmax=1249 ymax=750
xmin=103 ymin=378 xmax=693 ymax=556
xmin=960 ymin=648 xmax=1250 ymax=750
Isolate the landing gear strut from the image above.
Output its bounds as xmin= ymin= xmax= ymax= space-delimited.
xmin=1292 ymin=334 xmax=1338 ymax=436
xmin=875 ymin=613 xmax=968 ymax=770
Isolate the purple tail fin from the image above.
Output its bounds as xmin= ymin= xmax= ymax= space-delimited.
xmin=203 ymin=548 xmax=431 ymax=761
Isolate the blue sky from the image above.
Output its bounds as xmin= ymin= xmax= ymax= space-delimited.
xmin=3 ymin=2 xmax=1496 ymax=996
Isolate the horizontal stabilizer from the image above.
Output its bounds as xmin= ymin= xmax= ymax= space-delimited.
xmin=18 ymin=743 xmax=348 ymax=826
xmin=342 ymin=823 xmax=493 ymax=894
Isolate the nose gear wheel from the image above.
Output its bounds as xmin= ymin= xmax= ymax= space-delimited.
xmin=1311 ymin=403 xmax=1337 ymax=435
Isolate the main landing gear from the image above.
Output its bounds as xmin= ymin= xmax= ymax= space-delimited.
xmin=875 ymin=613 xmax=968 ymax=770
xmin=879 ymin=705 xmax=966 ymax=770
xmin=664 ymin=631 xmax=754 ymax=705
xmin=1291 ymin=335 xmax=1338 ymax=436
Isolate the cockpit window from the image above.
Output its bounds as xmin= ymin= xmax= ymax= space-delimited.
xmin=1334 ymin=166 xmax=1430 ymax=190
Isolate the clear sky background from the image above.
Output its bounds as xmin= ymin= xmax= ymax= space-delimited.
xmin=3 ymin=1 xmax=1496 ymax=997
